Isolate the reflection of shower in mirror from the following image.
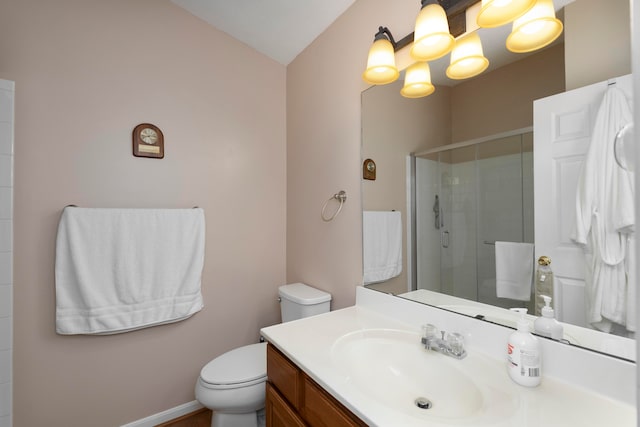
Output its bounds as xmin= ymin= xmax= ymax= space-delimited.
xmin=412 ymin=130 xmax=534 ymax=312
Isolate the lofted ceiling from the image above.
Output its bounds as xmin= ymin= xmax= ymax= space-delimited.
xmin=170 ymin=0 xmax=356 ymax=65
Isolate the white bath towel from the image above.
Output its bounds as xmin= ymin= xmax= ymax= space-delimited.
xmin=363 ymin=211 xmax=402 ymax=284
xmin=495 ymin=241 xmax=534 ymax=301
xmin=55 ymin=207 xmax=205 ymax=335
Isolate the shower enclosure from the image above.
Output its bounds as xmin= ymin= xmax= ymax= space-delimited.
xmin=411 ymin=130 xmax=534 ymax=310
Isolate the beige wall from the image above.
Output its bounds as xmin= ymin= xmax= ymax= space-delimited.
xmin=286 ymin=0 xmax=420 ymax=306
xmin=361 ymin=81 xmax=451 ymax=294
xmin=0 ymin=1 xmax=286 ymax=426
xmin=451 ymin=43 xmax=565 ymax=142
xmin=565 ymin=0 xmax=631 ymax=90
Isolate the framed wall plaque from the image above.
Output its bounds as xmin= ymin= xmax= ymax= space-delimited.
xmin=363 ymin=158 xmax=376 ymax=180
xmin=133 ymin=123 xmax=164 ymax=159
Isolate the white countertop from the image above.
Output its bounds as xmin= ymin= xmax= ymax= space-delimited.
xmin=261 ymin=297 xmax=635 ymax=427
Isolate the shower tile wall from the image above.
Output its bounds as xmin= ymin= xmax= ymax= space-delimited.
xmin=0 ymin=79 xmax=14 ymax=427
xmin=448 ymin=155 xmax=477 ymax=302
xmin=476 ymin=151 xmax=528 ymax=308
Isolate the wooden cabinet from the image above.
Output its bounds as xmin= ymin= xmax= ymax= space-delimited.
xmin=266 ymin=383 xmax=306 ymax=427
xmin=266 ymin=344 xmax=367 ymax=427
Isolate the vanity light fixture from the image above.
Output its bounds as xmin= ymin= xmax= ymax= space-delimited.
xmin=362 ymin=27 xmax=401 ymax=85
xmin=506 ymin=0 xmax=563 ymax=53
xmin=446 ymin=31 xmax=489 ymax=80
xmin=476 ymin=0 xmax=536 ymax=28
xmin=363 ymin=0 xmax=562 ymax=96
xmin=410 ymin=0 xmax=455 ymax=62
xmin=401 ymin=62 xmax=435 ymax=98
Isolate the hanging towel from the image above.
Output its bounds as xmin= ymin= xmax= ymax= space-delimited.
xmin=495 ymin=241 xmax=534 ymax=301
xmin=363 ymin=211 xmax=402 ymax=284
xmin=55 ymin=207 xmax=205 ymax=335
xmin=571 ymin=86 xmax=634 ymax=333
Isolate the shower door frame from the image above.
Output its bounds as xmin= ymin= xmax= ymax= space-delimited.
xmin=409 ymin=126 xmax=534 ymax=305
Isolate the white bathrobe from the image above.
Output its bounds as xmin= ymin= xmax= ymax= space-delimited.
xmin=572 ymin=86 xmax=635 ymax=334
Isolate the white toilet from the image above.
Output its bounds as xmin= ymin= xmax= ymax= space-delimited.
xmin=195 ymin=283 xmax=331 ymax=427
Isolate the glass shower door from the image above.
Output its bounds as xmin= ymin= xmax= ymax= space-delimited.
xmin=475 ymin=132 xmax=534 ymax=310
xmin=439 ymin=146 xmax=478 ymax=301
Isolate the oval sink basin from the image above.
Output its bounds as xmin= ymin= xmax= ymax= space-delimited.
xmin=331 ymin=329 xmax=518 ymax=424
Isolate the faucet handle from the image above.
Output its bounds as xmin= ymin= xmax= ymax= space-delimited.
xmin=446 ymin=332 xmax=466 ymax=357
xmin=422 ymin=323 xmax=439 ymax=340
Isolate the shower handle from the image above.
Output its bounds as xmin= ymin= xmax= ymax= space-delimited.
xmin=441 ymin=230 xmax=450 ymax=248
xmin=433 ymin=195 xmax=441 ymax=229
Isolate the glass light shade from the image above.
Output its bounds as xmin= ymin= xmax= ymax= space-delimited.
xmin=401 ymin=62 xmax=435 ymax=98
xmin=476 ymin=0 xmax=536 ymax=28
xmin=362 ymin=38 xmax=399 ymax=85
xmin=446 ymin=32 xmax=489 ymax=80
xmin=410 ymin=4 xmax=454 ymax=62
xmin=506 ymin=0 xmax=563 ymax=53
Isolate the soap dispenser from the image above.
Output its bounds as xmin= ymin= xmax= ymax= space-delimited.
xmin=507 ymin=308 xmax=541 ymax=387
xmin=534 ymin=295 xmax=564 ymax=340
xmin=534 ymin=256 xmax=554 ymax=315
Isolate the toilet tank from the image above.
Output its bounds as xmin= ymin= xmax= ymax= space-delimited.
xmin=278 ymin=283 xmax=331 ymax=323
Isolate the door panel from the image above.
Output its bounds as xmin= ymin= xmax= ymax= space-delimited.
xmin=533 ymin=74 xmax=632 ymax=325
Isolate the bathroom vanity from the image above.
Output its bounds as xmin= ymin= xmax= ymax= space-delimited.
xmin=261 ymin=287 xmax=635 ymax=427
xmin=266 ymin=344 xmax=366 ymax=426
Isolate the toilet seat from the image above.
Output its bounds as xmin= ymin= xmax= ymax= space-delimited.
xmin=199 ymin=342 xmax=267 ymax=390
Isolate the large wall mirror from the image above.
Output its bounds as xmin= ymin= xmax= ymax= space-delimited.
xmin=361 ymin=0 xmax=635 ymax=361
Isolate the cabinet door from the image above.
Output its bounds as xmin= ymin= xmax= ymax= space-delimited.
xmin=302 ymin=376 xmax=365 ymax=427
xmin=267 ymin=344 xmax=303 ymax=409
xmin=266 ymin=383 xmax=307 ymax=427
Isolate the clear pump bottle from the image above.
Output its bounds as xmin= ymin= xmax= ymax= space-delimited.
xmin=534 ymin=295 xmax=564 ymax=340
xmin=534 ymin=256 xmax=554 ymax=316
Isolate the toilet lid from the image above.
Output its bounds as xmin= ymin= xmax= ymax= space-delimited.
xmin=200 ymin=342 xmax=267 ymax=386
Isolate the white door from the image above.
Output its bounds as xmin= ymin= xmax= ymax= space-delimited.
xmin=533 ymin=74 xmax=632 ymax=326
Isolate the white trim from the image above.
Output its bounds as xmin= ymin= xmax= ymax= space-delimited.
xmin=414 ymin=126 xmax=534 ymax=157
xmin=120 ymin=400 xmax=205 ymax=427
xmin=405 ymin=155 xmax=413 ymax=293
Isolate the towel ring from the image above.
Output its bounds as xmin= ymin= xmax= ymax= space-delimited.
xmin=321 ymin=191 xmax=347 ymax=222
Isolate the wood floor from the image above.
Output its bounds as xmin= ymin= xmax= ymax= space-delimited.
xmin=155 ymin=408 xmax=212 ymax=427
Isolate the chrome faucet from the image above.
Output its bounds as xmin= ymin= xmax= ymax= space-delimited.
xmin=421 ymin=324 xmax=467 ymax=359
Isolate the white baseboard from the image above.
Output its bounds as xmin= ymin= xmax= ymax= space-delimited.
xmin=120 ymin=400 xmax=205 ymax=427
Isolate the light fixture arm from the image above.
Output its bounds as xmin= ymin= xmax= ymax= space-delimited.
xmin=373 ymin=26 xmax=397 ymax=46
xmin=372 ymin=26 xmax=415 ymax=52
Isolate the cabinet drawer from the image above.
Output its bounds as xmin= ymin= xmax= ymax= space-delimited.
xmin=266 ymin=383 xmax=307 ymax=427
xmin=267 ymin=344 xmax=303 ymax=409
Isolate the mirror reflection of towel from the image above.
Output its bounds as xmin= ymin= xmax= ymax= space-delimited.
xmin=495 ymin=241 xmax=534 ymax=301
xmin=363 ymin=211 xmax=402 ymax=284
